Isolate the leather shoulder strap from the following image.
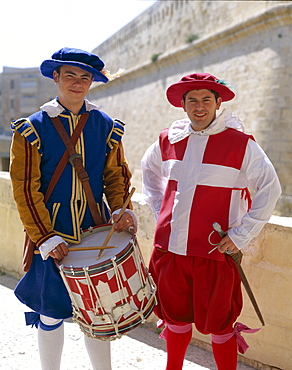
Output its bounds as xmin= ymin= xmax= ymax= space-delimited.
xmin=50 ymin=114 xmax=104 ymax=226
xmin=44 ymin=113 xmax=89 ymax=203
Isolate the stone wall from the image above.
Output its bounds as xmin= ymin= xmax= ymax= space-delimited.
xmin=92 ymin=0 xmax=285 ymax=74
xmin=0 ymin=172 xmax=24 ymax=278
xmin=1 ymin=172 xmax=291 ymax=369
xmin=89 ymin=1 xmax=292 ymax=216
xmin=0 ymin=135 xmax=11 ymax=171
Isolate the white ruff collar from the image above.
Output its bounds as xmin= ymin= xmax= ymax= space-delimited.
xmin=168 ymin=109 xmax=244 ymax=144
xmin=40 ymin=98 xmax=99 ymax=117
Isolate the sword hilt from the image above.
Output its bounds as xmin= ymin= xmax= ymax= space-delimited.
xmin=208 ymin=222 xmax=227 ymax=254
xmin=212 ymin=222 xmax=226 ymax=238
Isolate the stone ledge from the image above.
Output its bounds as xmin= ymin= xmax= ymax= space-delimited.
xmin=0 ymin=175 xmax=290 ymax=369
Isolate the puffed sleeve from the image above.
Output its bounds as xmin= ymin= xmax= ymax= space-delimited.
xmin=228 ymin=139 xmax=282 ymax=249
xmin=10 ymin=131 xmax=56 ymax=246
xmin=141 ymin=139 xmax=168 ymax=221
xmin=103 ymin=138 xmax=133 ymax=212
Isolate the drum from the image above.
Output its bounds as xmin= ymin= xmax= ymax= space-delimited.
xmin=57 ymin=224 xmax=156 ymax=340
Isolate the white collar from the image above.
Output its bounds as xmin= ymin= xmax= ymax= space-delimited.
xmin=168 ymin=109 xmax=244 ymax=144
xmin=40 ymin=98 xmax=99 ymax=117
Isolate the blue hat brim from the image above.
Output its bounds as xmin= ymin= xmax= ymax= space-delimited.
xmin=40 ymin=59 xmax=108 ymax=83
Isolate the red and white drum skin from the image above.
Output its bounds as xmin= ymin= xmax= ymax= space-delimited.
xmin=57 ymin=224 xmax=156 ymax=340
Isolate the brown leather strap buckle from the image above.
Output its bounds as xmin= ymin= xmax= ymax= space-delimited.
xmin=69 ymin=153 xmax=83 ymax=166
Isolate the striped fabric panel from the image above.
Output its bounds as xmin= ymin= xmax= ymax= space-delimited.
xmin=24 ymin=139 xmax=50 ymax=243
xmin=116 ymin=145 xmax=131 ymax=204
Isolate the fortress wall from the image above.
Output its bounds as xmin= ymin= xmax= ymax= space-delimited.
xmin=89 ymin=2 xmax=292 ymax=215
xmin=93 ymin=1 xmax=282 ymax=73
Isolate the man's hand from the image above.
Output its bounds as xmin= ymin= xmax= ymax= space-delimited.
xmin=113 ymin=213 xmax=136 ymax=233
xmin=217 ymin=235 xmax=239 ymax=255
xmin=48 ymin=242 xmax=69 ymax=261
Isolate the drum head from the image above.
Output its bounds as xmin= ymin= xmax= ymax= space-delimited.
xmin=61 ymin=227 xmax=132 ymax=268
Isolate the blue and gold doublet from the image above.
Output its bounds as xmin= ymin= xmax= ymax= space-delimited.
xmin=11 ymin=100 xmax=125 ymax=244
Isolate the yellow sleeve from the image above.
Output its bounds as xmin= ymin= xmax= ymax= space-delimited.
xmin=103 ymin=141 xmax=133 ymax=212
xmin=10 ymin=132 xmax=56 ymax=246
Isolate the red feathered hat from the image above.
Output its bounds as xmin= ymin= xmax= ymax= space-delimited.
xmin=166 ymin=73 xmax=235 ymax=107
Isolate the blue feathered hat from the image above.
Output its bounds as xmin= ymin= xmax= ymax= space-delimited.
xmin=40 ymin=47 xmax=108 ymax=83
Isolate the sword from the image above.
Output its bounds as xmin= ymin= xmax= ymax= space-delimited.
xmin=209 ymin=222 xmax=265 ymax=326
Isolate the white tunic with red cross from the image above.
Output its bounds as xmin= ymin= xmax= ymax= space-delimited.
xmin=141 ymin=110 xmax=281 ymax=260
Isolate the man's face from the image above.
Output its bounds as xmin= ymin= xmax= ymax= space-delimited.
xmin=181 ymin=89 xmax=222 ymax=131
xmin=53 ymin=65 xmax=93 ymax=113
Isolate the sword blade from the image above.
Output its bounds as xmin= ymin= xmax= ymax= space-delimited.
xmin=211 ymin=222 xmax=265 ymax=326
xmin=235 ymin=261 xmax=265 ymax=326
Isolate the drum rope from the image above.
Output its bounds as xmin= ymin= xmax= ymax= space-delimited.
xmin=73 ymin=284 xmax=157 ymax=341
xmin=83 ymin=267 xmax=107 ymax=316
xmin=59 ymin=266 xmax=84 ymax=320
xmin=133 ymin=240 xmax=146 ymax=288
xmin=112 ymin=257 xmax=128 ymax=304
xmin=132 ymin=238 xmax=153 ymax=315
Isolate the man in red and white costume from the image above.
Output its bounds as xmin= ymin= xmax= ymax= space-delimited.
xmin=141 ymin=73 xmax=281 ymax=369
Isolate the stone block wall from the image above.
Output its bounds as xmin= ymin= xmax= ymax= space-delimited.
xmin=0 ymin=172 xmax=24 ymax=278
xmin=93 ymin=1 xmax=283 ymax=74
xmin=89 ymin=1 xmax=292 ymax=216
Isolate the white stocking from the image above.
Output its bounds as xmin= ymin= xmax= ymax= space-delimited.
xmin=37 ymin=322 xmax=64 ymax=370
xmin=84 ymin=334 xmax=111 ymax=370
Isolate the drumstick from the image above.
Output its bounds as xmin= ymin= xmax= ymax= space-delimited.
xmin=68 ymin=246 xmax=117 ymax=251
xmin=97 ymin=187 xmax=136 ymax=259
xmin=34 ymin=245 xmax=117 ymax=254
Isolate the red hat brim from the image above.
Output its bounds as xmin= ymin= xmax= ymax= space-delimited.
xmin=166 ymin=80 xmax=235 ymax=107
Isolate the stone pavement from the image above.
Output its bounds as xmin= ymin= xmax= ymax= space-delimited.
xmin=0 ymin=273 xmax=256 ymax=370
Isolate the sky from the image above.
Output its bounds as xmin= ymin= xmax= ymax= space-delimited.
xmin=0 ymin=0 xmax=157 ymax=72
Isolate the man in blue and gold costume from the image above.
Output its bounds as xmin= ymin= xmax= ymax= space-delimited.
xmin=10 ymin=47 xmax=136 ymax=370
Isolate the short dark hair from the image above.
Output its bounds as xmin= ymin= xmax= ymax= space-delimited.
xmin=55 ymin=65 xmax=62 ymax=75
xmin=183 ymin=89 xmax=220 ymax=102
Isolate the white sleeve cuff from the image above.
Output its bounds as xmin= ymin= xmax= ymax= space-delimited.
xmin=112 ymin=208 xmax=138 ymax=229
xmin=228 ymin=224 xmax=257 ymax=250
xmin=39 ymin=236 xmax=68 ymax=260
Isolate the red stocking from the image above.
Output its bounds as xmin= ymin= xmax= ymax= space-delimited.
xmin=212 ymin=335 xmax=238 ymax=370
xmin=163 ymin=326 xmax=193 ymax=370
